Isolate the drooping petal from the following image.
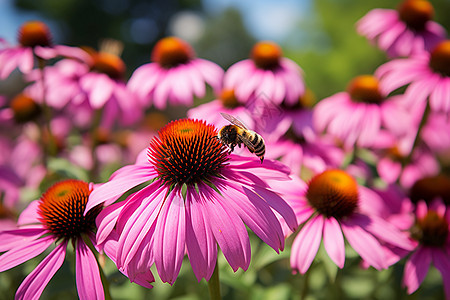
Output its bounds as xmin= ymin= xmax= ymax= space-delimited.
xmin=403 ymin=247 xmax=432 ymax=294
xmin=15 ymin=241 xmax=67 ymax=300
xmin=96 ymin=201 xmax=127 ymax=246
xmin=216 ymin=180 xmax=284 ymax=252
xmin=185 ymin=187 xmax=217 ymax=282
xmin=323 ymin=217 xmax=345 ymax=268
xmin=431 ymin=248 xmax=450 ymax=299
xmin=290 ymin=215 xmax=324 ymax=274
xmin=153 ymin=189 xmax=186 ymax=284
xmin=0 ymin=227 xmax=47 ymax=252
xmin=85 ymin=164 xmax=155 ymax=213
xmin=75 ymin=240 xmax=104 ymax=300
xmin=341 ymin=220 xmax=387 ymax=270
xmin=201 ymin=186 xmax=251 ymax=272
xmin=0 ymin=235 xmax=55 ymax=272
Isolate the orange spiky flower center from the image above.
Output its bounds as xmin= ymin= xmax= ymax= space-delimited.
xmin=347 ymin=75 xmax=384 ymax=104
xmin=38 ymin=180 xmax=102 ymax=240
xmin=148 ymin=119 xmax=229 ymax=187
xmin=10 ymin=93 xmax=41 ymax=123
xmin=429 ymin=40 xmax=450 ymax=77
xmin=398 ymin=0 xmax=434 ymax=31
xmin=151 ymin=37 xmax=194 ymax=68
xmin=411 ymin=210 xmax=449 ymax=247
xmin=91 ymin=51 xmax=126 ymax=79
xmin=306 ymin=169 xmax=359 ymax=219
xmin=18 ymin=21 xmax=52 ymax=48
xmin=251 ymin=41 xmax=282 ymax=70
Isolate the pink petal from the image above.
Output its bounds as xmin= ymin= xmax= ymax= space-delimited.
xmin=217 ymin=180 xmax=284 ymax=252
xmin=0 ymin=227 xmax=47 ymax=252
xmin=96 ymin=201 xmax=127 ymax=246
xmin=16 ymin=241 xmax=67 ymax=300
xmin=341 ymin=220 xmax=387 ymax=270
xmin=153 ymin=190 xmax=186 ymax=284
xmin=403 ymin=247 xmax=432 ymax=294
xmin=323 ymin=217 xmax=345 ymax=268
xmin=185 ymin=187 xmax=217 ymax=282
xmin=0 ymin=235 xmax=55 ymax=272
xmin=17 ymin=200 xmax=41 ymax=225
xmin=116 ymin=182 xmax=163 ymax=269
xmin=202 ymin=187 xmax=251 ymax=272
xmin=85 ymin=164 xmax=155 ymax=213
xmin=75 ymin=240 xmax=104 ymax=300
xmin=431 ymin=248 xmax=450 ymax=299
xmin=290 ymin=215 xmax=323 ymax=274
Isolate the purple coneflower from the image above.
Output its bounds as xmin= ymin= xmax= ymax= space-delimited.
xmin=313 ymin=75 xmax=409 ymax=149
xmin=357 ymin=0 xmax=446 ymax=57
xmin=85 ymin=118 xmax=297 ymax=285
xmin=127 ymin=37 xmax=223 ymax=109
xmin=279 ymin=170 xmax=414 ymax=274
xmin=223 ymin=41 xmax=305 ymax=106
xmin=376 ymin=40 xmax=450 ymax=113
xmin=403 ymin=199 xmax=450 ymax=298
xmin=0 ymin=21 xmax=87 ymax=79
xmin=0 ymin=180 xmax=107 ymax=299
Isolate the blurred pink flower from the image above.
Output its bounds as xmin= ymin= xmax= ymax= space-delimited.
xmin=0 ymin=21 xmax=88 ymax=79
xmin=403 ymin=199 xmax=450 ymax=298
xmin=376 ymin=40 xmax=450 ymax=113
xmin=223 ymin=41 xmax=305 ymax=106
xmin=187 ymin=89 xmax=254 ymax=130
xmin=0 ymin=180 xmax=112 ymax=299
xmin=357 ymin=0 xmax=446 ymax=57
xmin=85 ymin=119 xmax=297 ymax=284
xmin=279 ymin=170 xmax=414 ymax=274
xmin=128 ymin=37 xmax=223 ymax=109
xmin=314 ymin=75 xmax=410 ymax=148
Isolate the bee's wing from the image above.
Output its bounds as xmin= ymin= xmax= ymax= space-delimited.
xmin=220 ymin=112 xmax=248 ymax=129
xmin=238 ymin=134 xmax=256 ymax=152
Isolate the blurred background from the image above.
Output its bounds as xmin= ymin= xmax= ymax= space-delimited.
xmin=2 ymin=0 xmax=449 ymax=101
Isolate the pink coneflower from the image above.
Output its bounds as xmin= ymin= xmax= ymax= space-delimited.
xmin=0 ymin=21 xmax=87 ymax=79
xmin=357 ymin=0 xmax=446 ymax=57
xmin=409 ymin=174 xmax=450 ymax=206
xmin=279 ymin=170 xmax=414 ymax=274
xmin=376 ymin=40 xmax=450 ymax=113
xmin=187 ymin=89 xmax=254 ymax=130
xmin=127 ymin=37 xmax=223 ymax=109
xmin=403 ymin=199 xmax=450 ymax=298
xmin=313 ymin=75 xmax=412 ymax=149
xmin=223 ymin=41 xmax=305 ymax=106
xmin=85 ymin=118 xmax=297 ymax=284
xmin=0 ymin=180 xmax=108 ymax=299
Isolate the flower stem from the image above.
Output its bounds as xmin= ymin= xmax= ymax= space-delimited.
xmin=405 ymin=102 xmax=430 ymax=165
xmin=207 ymin=261 xmax=221 ymax=300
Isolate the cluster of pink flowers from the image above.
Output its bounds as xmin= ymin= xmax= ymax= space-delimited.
xmin=0 ymin=0 xmax=449 ymax=299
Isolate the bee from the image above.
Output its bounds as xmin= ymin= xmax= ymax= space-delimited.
xmin=217 ymin=112 xmax=265 ymax=163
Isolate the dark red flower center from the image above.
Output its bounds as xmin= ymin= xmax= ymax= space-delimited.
xmin=347 ymin=75 xmax=384 ymax=104
xmin=18 ymin=21 xmax=52 ymax=48
xmin=148 ymin=119 xmax=229 ymax=187
xmin=398 ymin=0 xmax=434 ymax=31
xmin=151 ymin=37 xmax=194 ymax=68
xmin=10 ymin=93 xmax=41 ymax=123
xmin=251 ymin=41 xmax=282 ymax=70
xmin=91 ymin=52 xmax=126 ymax=79
xmin=429 ymin=40 xmax=450 ymax=77
xmin=38 ymin=180 xmax=102 ymax=240
xmin=410 ymin=174 xmax=450 ymax=206
xmin=219 ymin=89 xmax=240 ymax=108
xmin=411 ymin=210 xmax=449 ymax=247
xmin=306 ymin=169 xmax=359 ymax=219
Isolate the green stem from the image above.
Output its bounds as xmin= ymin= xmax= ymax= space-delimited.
xmin=89 ymin=109 xmax=103 ymax=182
xmin=207 ymin=261 xmax=221 ymax=300
xmin=81 ymin=234 xmax=112 ymax=300
xmin=300 ymin=268 xmax=310 ymax=300
xmin=37 ymin=57 xmax=56 ymax=166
